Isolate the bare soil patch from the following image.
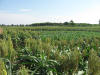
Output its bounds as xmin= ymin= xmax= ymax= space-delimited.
xmin=0 ymin=28 xmax=3 ymax=34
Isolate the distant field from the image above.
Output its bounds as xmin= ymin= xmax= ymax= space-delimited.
xmin=2 ymin=25 xmax=100 ymax=32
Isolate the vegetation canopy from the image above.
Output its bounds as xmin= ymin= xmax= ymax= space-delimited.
xmin=0 ymin=24 xmax=100 ymax=75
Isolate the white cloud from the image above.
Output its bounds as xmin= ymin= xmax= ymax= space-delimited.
xmin=72 ymin=5 xmax=100 ymax=24
xmin=19 ymin=9 xmax=32 ymax=12
xmin=0 ymin=12 xmax=70 ymax=24
xmin=50 ymin=5 xmax=100 ymax=24
xmin=0 ymin=12 xmax=39 ymax=24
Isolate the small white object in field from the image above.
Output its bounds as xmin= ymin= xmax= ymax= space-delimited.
xmin=77 ymin=47 xmax=80 ymax=50
xmin=77 ymin=70 xmax=84 ymax=75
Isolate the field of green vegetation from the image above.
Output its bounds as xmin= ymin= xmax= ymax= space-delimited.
xmin=0 ymin=26 xmax=100 ymax=75
xmin=3 ymin=25 xmax=100 ymax=32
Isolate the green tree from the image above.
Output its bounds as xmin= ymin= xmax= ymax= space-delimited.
xmin=64 ymin=22 xmax=69 ymax=25
xmin=70 ymin=20 xmax=75 ymax=25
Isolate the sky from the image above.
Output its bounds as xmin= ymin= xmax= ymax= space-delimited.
xmin=0 ymin=0 xmax=100 ymax=24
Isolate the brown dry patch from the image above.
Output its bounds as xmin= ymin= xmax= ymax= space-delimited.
xmin=0 ymin=28 xmax=3 ymax=34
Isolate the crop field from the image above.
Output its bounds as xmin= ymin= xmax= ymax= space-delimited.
xmin=3 ymin=25 xmax=100 ymax=32
xmin=0 ymin=26 xmax=100 ymax=75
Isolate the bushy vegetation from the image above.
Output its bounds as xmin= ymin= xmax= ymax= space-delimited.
xmin=0 ymin=26 xmax=100 ymax=75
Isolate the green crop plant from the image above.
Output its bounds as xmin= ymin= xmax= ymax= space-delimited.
xmin=59 ymin=49 xmax=81 ymax=75
xmin=25 ymin=38 xmax=40 ymax=55
xmin=0 ymin=40 xmax=8 ymax=57
xmin=0 ymin=36 xmax=16 ymax=62
xmin=88 ymin=50 xmax=100 ymax=75
xmin=15 ymin=52 xmax=58 ymax=75
xmin=7 ymin=36 xmax=16 ymax=62
xmin=41 ymin=42 xmax=52 ymax=58
xmin=0 ymin=59 xmax=7 ymax=75
xmin=9 ymin=30 xmax=19 ymax=49
xmin=56 ymin=40 xmax=68 ymax=51
xmin=17 ymin=66 xmax=29 ymax=75
xmin=1 ymin=58 xmax=12 ymax=75
xmin=45 ymin=37 xmax=51 ymax=44
xmin=69 ymin=39 xmax=75 ymax=50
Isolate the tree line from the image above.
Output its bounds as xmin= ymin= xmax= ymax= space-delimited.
xmin=0 ymin=20 xmax=99 ymax=27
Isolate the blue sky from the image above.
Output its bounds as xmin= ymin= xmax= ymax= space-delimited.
xmin=0 ymin=0 xmax=100 ymax=24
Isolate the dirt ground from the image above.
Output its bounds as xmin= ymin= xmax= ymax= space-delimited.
xmin=0 ymin=28 xmax=3 ymax=34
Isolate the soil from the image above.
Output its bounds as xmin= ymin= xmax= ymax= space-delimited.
xmin=0 ymin=28 xmax=3 ymax=34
